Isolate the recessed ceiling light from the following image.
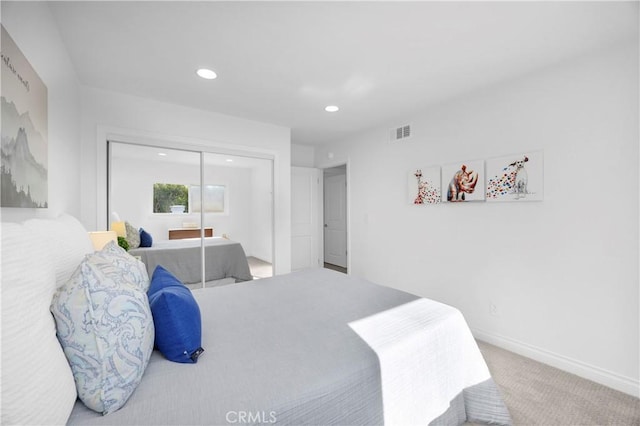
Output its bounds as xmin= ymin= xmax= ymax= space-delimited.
xmin=226 ymin=159 xmax=233 ymax=162
xmin=196 ymin=68 xmax=217 ymax=80
xmin=158 ymin=152 xmax=167 ymax=156
xmin=325 ymin=105 xmax=339 ymax=112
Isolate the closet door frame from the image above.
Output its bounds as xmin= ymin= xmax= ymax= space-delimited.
xmin=98 ymin=126 xmax=276 ymax=280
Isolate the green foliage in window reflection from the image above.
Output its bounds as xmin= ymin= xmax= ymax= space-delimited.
xmin=153 ymin=183 xmax=189 ymax=213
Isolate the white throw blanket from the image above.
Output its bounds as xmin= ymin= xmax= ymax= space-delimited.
xmin=349 ymin=298 xmax=491 ymax=425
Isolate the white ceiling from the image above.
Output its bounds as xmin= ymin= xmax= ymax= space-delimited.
xmin=49 ymin=1 xmax=638 ymax=146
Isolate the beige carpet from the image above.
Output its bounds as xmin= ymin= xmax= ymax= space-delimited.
xmin=474 ymin=341 xmax=640 ymax=425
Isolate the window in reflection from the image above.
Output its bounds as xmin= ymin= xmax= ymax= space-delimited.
xmin=108 ymin=141 xmax=274 ymax=289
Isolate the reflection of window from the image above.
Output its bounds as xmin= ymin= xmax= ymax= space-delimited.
xmin=189 ymin=185 xmax=226 ymax=213
xmin=153 ymin=183 xmax=189 ymax=213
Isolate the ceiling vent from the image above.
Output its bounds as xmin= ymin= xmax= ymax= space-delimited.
xmin=390 ymin=124 xmax=411 ymax=142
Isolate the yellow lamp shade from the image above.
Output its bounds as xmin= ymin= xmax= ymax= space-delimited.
xmin=88 ymin=231 xmax=118 ymax=251
xmin=111 ymin=221 xmax=127 ymax=238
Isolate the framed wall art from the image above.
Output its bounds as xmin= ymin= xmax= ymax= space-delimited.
xmin=1 ymin=25 xmax=48 ymax=208
xmin=441 ymin=160 xmax=485 ymax=202
xmin=486 ymin=151 xmax=543 ymax=202
xmin=408 ymin=167 xmax=441 ymax=204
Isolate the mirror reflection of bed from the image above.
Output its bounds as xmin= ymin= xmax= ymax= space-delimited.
xmin=108 ymin=142 xmax=274 ymax=288
xmin=247 ymin=256 xmax=273 ymax=279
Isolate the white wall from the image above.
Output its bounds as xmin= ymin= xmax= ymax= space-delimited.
xmin=291 ymin=143 xmax=315 ymax=167
xmin=1 ymin=2 xmax=81 ymax=222
xmin=316 ymin=42 xmax=639 ymax=395
xmin=80 ymin=87 xmax=291 ymax=273
xmin=111 ymin=157 xmax=257 ymax=251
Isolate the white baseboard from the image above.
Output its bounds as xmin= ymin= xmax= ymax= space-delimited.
xmin=471 ymin=327 xmax=639 ymax=398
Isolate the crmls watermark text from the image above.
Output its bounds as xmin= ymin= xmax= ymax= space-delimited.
xmin=226 ymin=411 xmax=277 ymax=424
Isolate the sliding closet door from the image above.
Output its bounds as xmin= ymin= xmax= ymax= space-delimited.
xmin=109 ymin=142 xmax=205 ymax=287
xmin=109 ymin=141 xmax=275 ymax=288
xmin=202 ymin=152 xmax=274 ymax=281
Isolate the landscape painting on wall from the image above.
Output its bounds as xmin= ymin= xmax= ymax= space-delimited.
xmin=486 ymin=151 xmax=544 ymax=202
xmin=1 ymin=25 xmax=48 ymax=208
xmin=441 ymin=160 xmax=485 ymax=202
xmin=408 ymin=167 xmax=441 ymax=204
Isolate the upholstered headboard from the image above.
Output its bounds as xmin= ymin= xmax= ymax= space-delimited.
xmin=1 ymin=214 xmax=93 ymax=425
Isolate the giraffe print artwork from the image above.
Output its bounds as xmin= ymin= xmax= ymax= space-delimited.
xmin=408 ymin=167 xmax=441 ymax=204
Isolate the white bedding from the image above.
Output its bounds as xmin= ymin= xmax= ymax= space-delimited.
xmin=349 ymin=298 xmax=491 ymax=425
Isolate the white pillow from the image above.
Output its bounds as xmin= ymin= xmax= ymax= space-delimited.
xmin=51 ymin=244 xmax=154 ymax=414
xmin=1 ymin=222 xmax=78 ymax=425
xmin=23 ymin=213 xmax=94 ymax=289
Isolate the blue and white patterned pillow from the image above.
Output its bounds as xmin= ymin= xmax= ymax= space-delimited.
xmin=96 ymin=241 xmax=150 ymax=292
xmin=51 ymin=246 xmax=154 ymax=415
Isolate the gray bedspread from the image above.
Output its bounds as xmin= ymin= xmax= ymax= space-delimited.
xmin=129 ymin=237 xmax=253 ymax=284
xmin=67 ymin=269 xmax=510 ymax=426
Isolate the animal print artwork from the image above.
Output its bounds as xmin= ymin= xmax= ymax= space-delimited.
xmin=447 ymin=165 xmax=478 ymax=201
xmin=485 ymin=151 xmax=543 ymax=202
xmin=409 ymin=167 xmax=441 ymax=205
xmin=486 ymin=156 xmax=529 ymax=199
xmin=441 ymin=160 xmax=485 ymax=202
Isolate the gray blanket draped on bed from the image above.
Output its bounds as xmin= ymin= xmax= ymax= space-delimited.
xmin=129 ymin=237 xmax=253 ymax=284
xmin=67 ymin=269 xmax=511 ymax=426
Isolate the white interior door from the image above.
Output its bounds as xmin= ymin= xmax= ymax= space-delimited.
xmin=291 ymin=167 xmax=320 ymax=271
xmin=324 ymin=173 xmax=347 ymax=268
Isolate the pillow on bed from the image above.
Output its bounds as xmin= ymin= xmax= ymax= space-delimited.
xmin=139 ymin=227 xmax=153 ymax=247
xmin=98 ymin=241 xmax=150 ymax=292
xmin=125 ymin=221 xmax=141 ymax=249
xmin=148 ymin=266 xmax=204 ymax=364
xmin=24 ymin=213 xmax=94 ymax=289
xmin=51 ymin=245 xmax=155 ymax=415
xmin=2 ymin=221 xmax=80 ymax=425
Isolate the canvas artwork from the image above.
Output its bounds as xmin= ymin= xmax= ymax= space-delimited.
xmin=441 ymin=160 xmax=485 ymax=202
xmin=408 ymin=167 xmax=441 ymax=204
xmin=1 ymin=25 xmax=48 ymax=208
xmin=485 ymin=151 xmax=543 ymax=202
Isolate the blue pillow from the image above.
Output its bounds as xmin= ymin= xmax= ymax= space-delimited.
xmin=139 ymin=228 xmax=153 ymax=247
xmin=148 ymin=266 xmax=204 ymax=363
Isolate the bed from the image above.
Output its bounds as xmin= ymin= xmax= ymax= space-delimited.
xmin=1 ymin=214 xmax=511 ymax=426
xmin=129 ymin=237 xmax=254 ymax=286
xmin=67 ymin=268 xmax=511 ymax=425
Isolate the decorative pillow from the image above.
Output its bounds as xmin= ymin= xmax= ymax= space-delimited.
xmin=2 ymin=221 xmax=78 ymax=425
xmin=125 ymin=221 xmax=141 ymax=249
xmin=148 ymin=266 xmax=204 ymax=363
xmin=51 ymin=246 xmax=155 ymax=415
xmin=139 ymin=228 xmax=153 ymax=247
xmin=98 ymin=241 xmax=150 ymax=292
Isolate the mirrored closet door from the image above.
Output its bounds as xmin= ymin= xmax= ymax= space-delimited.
xmin=108 ymin=141 xmax=274 ymax=289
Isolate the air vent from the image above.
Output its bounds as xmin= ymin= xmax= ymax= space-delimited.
xmin=390 ymin=124 xmax=412 ymax=142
